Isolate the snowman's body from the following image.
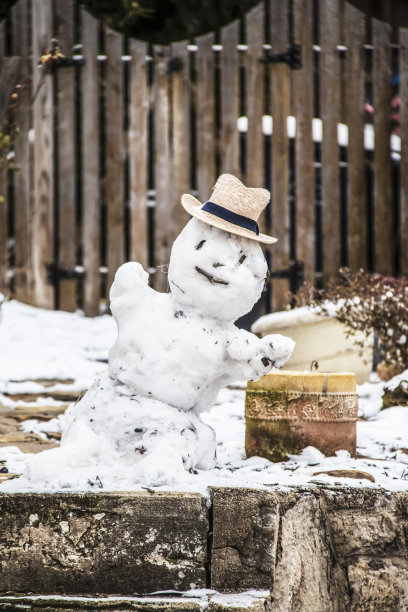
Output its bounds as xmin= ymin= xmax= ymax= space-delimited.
xmin=109 ymin=219 xmax=293 ymax=415
xmin=13 ymin=216 xmax=294 ymax=490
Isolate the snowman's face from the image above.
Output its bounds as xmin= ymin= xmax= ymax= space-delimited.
xmin=168 ymin=218 xmax=268 ymax=321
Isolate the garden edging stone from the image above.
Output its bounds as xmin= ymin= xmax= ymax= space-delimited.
xmin=0 ymin=487 xmax=408 ymax=611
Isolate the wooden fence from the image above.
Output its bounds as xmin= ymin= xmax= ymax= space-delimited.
xmin=0 ymin=0 xmax=407 ymax=317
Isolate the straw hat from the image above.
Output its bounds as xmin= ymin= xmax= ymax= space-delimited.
xmin=181 ymin=174 xmax=277 ymax=244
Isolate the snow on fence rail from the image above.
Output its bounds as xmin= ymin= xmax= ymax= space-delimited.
xmin=0 ymin=0 xmax=407 ymax=316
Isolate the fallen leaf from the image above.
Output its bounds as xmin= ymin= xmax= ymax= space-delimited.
xmin=312 ymin=469 xmax=375 ymax=483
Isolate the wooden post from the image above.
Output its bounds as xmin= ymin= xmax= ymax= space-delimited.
xmin=129 ymin=39 xmax=149 ymax=271
xmin=196 ymin=32 xmax=216 ymax=202
xmin=270 ymin=0 xmax=291 ymax=311
xmin=105 ymin=28 xmax=125 ymax=293
xmin=344 ymin=2 xmax=366 ymax=272
xmin=0 ymin=21 xmax=9 ymax=295
xmin=293 ymin=0 xmax=315 ymax=285
xmin=11 ymin=0 xmax=31 ymax=303
xmin=400 ymin=27 xmax=408 ymax=277
xmin=153 ymin=45 xmax=172 ymax=292
xmin=372 ymin=18 xmax=393 ymax=275
xmin=171 ymin=41 xmax=191 ymax=235
xmin=31 ymin=0 xmax=55 ymax=309
xmin=319 ymin=0 xmax=341 ymax=283
xmin=220 ymin=20 xmax=240 ymax=177
xmin=245 ymin=3 xmax=265 ymax=233
xmin=55 ymin=0 xmax=76 ymax=311
xmin=81 ymin=10 xmax=100 ymax=316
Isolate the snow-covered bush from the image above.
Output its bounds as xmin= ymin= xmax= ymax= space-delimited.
xmin=294 ymin=268 xmax=408 ymax=370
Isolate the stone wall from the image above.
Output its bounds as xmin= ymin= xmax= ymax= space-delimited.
xmin=1 ymin=487 xmax=407 ymax=611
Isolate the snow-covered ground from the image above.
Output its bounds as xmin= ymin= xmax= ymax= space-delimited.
xmin=1 ymin=298 xmax=407 ymax=496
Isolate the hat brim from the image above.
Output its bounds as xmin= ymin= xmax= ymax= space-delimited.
xmin=181 ymin=193 xmax=278 ymax=245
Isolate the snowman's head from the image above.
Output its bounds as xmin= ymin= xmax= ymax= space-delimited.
xmin=168 ymin=218 xmax=268 ymax=321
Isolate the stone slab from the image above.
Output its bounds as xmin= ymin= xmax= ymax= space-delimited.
xmin=0 ymin=593 xmax=272 ymax=611
xmin=0 ymin=492 xmax=208 ymax=596
xmin=0 ymin=595 xmax=206 ymax=611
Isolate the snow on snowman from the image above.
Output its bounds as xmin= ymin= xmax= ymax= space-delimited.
xmin=22 ymin=174 xmax=295 ymax=489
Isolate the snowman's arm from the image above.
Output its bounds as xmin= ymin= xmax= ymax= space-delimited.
xmin=226 ymin=329 xmax=295 ymax=380
xmin=110 ymin=262 xmax=155 ymax=315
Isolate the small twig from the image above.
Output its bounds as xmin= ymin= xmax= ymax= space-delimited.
xmin=195 ymin=266 xmax=229 ymax=285
xmin=170 ymin=279 xmax=185 ymax=294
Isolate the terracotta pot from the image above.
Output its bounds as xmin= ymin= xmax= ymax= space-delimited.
xmin=245 ymin=370 xmax=358 ymax=462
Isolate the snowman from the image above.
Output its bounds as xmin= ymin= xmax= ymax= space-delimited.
xmin=17 ymin=174 xmax=295 ymax=489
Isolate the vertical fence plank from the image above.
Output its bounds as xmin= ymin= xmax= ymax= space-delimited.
xmin=372 ymin=18 xmax=392 ymax=275
xmin=270 ymin=0 xmax=291 ymax=310
xmin=293 ymin=0 xmax=315 ymax=285
xmin=171 ymin=40 xmax=190 ymax=233
xmin=220 ymin=20 xmax=240 ymax=176
xmin=400 ymin=27 xmax=408 ymax=276
xmin=81 ymin=10 xmax=100 ymax=316
xmin=129 ymin=39 xmax=148 ymax=270
xmin=11 ymin=0 xmax=31 ymax=302
xmin=196 ymin=32 xmax=216 ymax=202
xmin=344 ymin=2 xmax=366 ymax=272
xmin=32 ymin=0 xmax=54 ymax=309
xmin=320 ymin=0 xmax=341 ymax=282
xmin=0 ymin=19 xmax=8 ymax=295
xmin=105 ymin=28 xmax=125 ymax=293
xmin=245 ymin=3 xmax=265 ymax=210
xmin=153 ymin=45 xmax=172 ymax=292
xmin=55 ymin=0 xmax=76 ymax=311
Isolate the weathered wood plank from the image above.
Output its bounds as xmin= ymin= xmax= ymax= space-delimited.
xmin=245 ymin=3 xmax=265 ymax=209
xmin=171 ymin=41 xmax=190 ymax=236
xmin=320 ymin=0 xmax=341 ymax=283
xmin=0 ymin=57 xmax=21 ymax=296
xmin=344 ymin=2 xmax=366 ymax=272
xmin=0 ymin=18 xmax=5 ymax=58
xmin=32 ymin=0 xmax=54 ymax=309
xmin=0 ymin=19 xmax=6 ymax=294
xmin=153 ymin=45 xmax=172 ymax=292
xmin=81 ymin=10 xmax=100 ymax=316
xmin=400 ymin=27 xmax=408 ymax=276
xmin=0 ymin=167 xmax=7 ymax=296
xmin=105 ymin=28 xmax=125 ymax=293
xmin=293 ymin=0 xmax=315 ymax=285
xmin=55 ymin=0 xmax=76 ymax=311
xmin=196 ymin=32 xmax=216 ymax=202
xmin=11 ymin=0 xmax=31 ymax=302
xmin=270 ymin=0 xmax=291 ymax=311
xmin=220 ymin=20 xmax=240 ymax=177
xmin=372 ymin=18 xmax=393 ymax=275
xmin=0 ymin=57 xmax=21 ymax=123
xmin=129 ymin=39 xmax=148 ymax=271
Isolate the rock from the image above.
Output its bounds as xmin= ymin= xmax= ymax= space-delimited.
xmin=270 ymin=495 xmax=337 ymax=612
xmin=347 ymin=558 xmax=408 ymax=611
xmin=210 ymin=488 xmax=284 ymax=591
xmin=382 ymin=377 xmax=408 ymax=409
xmin=211 ymin=487 xmax=408 ymax=611
xmin=0 ymin=492 xmax=208 ymax=595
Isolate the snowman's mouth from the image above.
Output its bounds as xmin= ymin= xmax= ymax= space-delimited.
xmin=195 ymin=266 xmax=229 ymax=286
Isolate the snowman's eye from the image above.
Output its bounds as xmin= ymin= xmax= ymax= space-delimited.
xmin=195 ymin=240 xmax=206 ymax=250
xmin=239 ymin=254 xmax=247 ymax=264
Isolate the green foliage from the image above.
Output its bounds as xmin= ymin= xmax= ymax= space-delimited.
xmin=2 ymin=0 xmax=258 ymax=44
xmin=79 ymin=0 xmax=257 ymax=44
xmin=294 ymin=269 xmax=408 ymax=370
